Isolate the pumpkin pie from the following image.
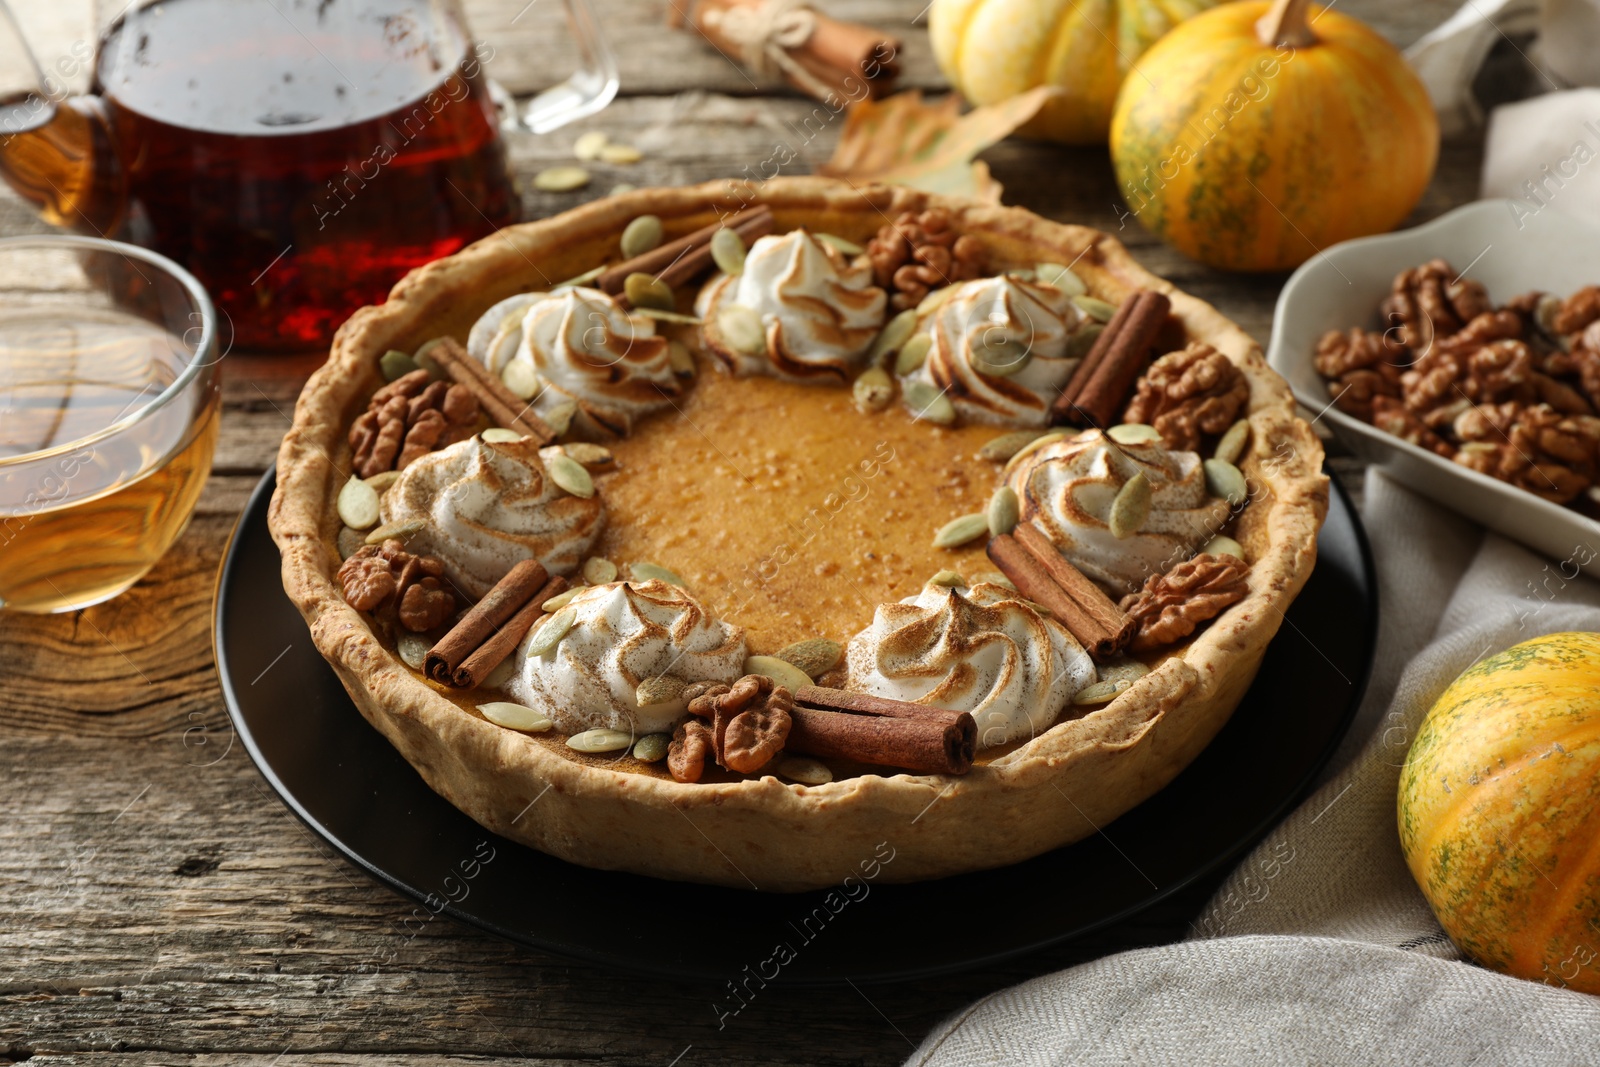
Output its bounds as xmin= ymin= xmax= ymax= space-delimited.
xmin=269 ymin=177 xmax=1327 ymax=891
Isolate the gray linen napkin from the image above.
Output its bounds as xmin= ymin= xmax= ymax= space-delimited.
xmin=908 ymin=470 xmax=1600 ymax=1065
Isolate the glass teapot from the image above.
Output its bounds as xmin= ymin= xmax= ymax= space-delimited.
xmin=0 ymin=0 xmax=617 ymax=351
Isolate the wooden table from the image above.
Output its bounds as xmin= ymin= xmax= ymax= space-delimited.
xmin=1 ymin=1 xmax=1481 ymax=1062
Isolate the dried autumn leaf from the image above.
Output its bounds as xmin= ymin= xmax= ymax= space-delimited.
xmin=817 ymin=87 xmax=1060 ymax=203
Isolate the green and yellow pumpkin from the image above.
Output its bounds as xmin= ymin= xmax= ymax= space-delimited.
xmin=1398 ymin=632 xmax=1600 ymax=993
xmin=928 ymin=0 xmax=1222 ymax=145
xmin=1108 ymin=0 xmax=1437 ymax=271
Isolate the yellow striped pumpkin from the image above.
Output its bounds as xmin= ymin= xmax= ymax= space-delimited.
xmin=928 ymin=0 xmax=1222 ymax=145
xmin=1108 ymin=0 xmax=1437 ymax=271
xmin=1398 ymin=632 xmax=1600 ymax=993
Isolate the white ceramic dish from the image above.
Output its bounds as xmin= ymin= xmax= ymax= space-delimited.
xmin=1266 ymin=198 xmax=1600 ymax=578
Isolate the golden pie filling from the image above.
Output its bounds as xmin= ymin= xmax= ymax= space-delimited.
xmin=331 ymin=214 xmax=1260 ymax=788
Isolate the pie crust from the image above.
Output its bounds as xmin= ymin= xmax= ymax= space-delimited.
xmin=269 ymin=177 xmax=1328 ymax=891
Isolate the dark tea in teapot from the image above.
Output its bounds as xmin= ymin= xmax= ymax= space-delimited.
xmin=0 ymin=0 xmax=519 ymax=350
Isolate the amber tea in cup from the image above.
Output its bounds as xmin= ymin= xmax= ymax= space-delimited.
xmin=0 ymin=237 xmax=219 ymax=613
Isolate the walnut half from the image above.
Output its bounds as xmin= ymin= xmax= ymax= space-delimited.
xmin=1118 ymin=553 xmax=1251 ymax=653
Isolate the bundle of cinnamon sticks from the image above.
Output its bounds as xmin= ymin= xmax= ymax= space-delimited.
xmin=671 ymin=0 xmax=900 ymax=105
xmin=1052 ymin=290 xmax=1171 ymax=429
xmin=987 ymin=525 xmax=1133 ymax=660
xmin=426 ymin=560 xmax=568 ymax=688
xmin=597 ymin=205 xmax=774 ymax=301
xmin=426 ymin=337 xmax=555 ymax=444
xmin=789 ymin=685 xmax=975 ymax=775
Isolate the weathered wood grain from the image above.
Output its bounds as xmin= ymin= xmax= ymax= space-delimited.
xmin=0 ymin=0 xmax=1481 ymax=1060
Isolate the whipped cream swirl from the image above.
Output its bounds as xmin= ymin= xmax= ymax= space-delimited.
xmin=695 ymin=228 xmax=887 ymax=381
xmin=381 ymin=436 xmax=604 ymax=598
xmin=467 ymin=287 xmax=679 ymax=435
xmin=846 ymin=581 xmax=1095 ymax=749
xmin=1006 ymin=432 xmax=1232 ymax=597
xmin=905 ymin=274 xmax=1090 ymax=427
xmin=505 ymin=580 xmax=748 ymax=735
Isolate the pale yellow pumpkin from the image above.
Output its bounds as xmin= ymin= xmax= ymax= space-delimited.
xmin=928 ymin=0 xmax=1221 ymax=145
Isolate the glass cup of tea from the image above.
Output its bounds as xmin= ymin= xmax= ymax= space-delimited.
xmin=0 ymin=235 xmax=220 ymax=613
xmin=0 ymin=0 xmax=617 ymax=352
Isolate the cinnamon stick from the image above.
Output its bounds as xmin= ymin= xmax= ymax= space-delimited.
xmin=1052 ymin=290 xmax=1171 ymax=429
xmin=786 ymin=705 xmax=975 ymax=776
xmin=425 ymin=559 xmax=548 ymax=685
xmin=986 ymin=533 xmax=1128 ymax=659
xmin=426 ymin=337 xmax=556 ymax=444
xmin=1012 ymin=523 xmax=1134 ymax=652
xmin=596 ymin=206 xmax=775 ymax=297
xmin=795 ymin=685 xmax=965 ymax=723
xmin=450 ymin=575 xmax=568 ymax=688
xmin=679 ymin=0 xmax=901 ymax=103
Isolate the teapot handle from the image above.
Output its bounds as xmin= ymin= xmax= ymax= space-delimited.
xmin=0 ymin=2 xmax=126 ymax=236
xmin=517 ymin=0 xmax=619 ymax=134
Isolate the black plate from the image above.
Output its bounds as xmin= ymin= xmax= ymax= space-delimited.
xmin=215 ymin=468 xmax=1374 ymax=984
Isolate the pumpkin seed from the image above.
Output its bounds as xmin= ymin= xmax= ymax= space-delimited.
xmin=364 ymin=518 xmax=426 ymax=545
xmin=380 ymin=349 xmax=419 ymax=381
xmin=568 ymin=727 xmax=633 ymax=753
xmin=396 ymin=632 xmax=431 ymax=670
xmin=337 ymin=525 xmax=366 ymax=561
xmin=743 ymin=655 xmax=812 ymax=692
xmin=542 ymin=587 xmax=581 ymax=611
xmin=633 ymin=733 xmax=671 ymax=762
xmin=970 ymin=336 xmax=1032 ymax=378
xmin=1073 ymin=294 xmax=1117 ymax=322
xmin=631 ymin=561 xmax=687 ymax=587
xmin=598 ymin=143 xmax=642 ymax=165
xmin=526 ymin=607 xmax=577 ymax=657
xmin=501 ymin=358 xmax=540 ymax=400
xmin=412 ymin=338 xmax=449 ymax=378
xmin=481 ymin=427 xmax=523 ymax=444
xmin=364 ymin=469 xmax=402 ymax=493
xmin=668 ymin=340 xmax=696 ymax=377
xmin=869 ymin=309 xmax=919 ymax=361
xmin=564 ymin=442 xmax=615 ymax=469
xmin=610 ymin=183 xmax=637 ymax=197
xmin=1002 ymin=429 xmax=1071 ymax=473
xmin=774 ymin=756 xmax=832 ymax=785
xmin=894 ymin=334 xmax=933 ymax=376
xmin=904 ymin=379 xmax=955 ymax=425
xmin=1035 ymin=261 xmax=1087 ymax=297
xmin=583 ymin=557 xmax=618 ymax=584
xmin=337 ymin=476 xmax=380 ymax=530
xmin=478 ymin=701 xmax=555 ymax=732
xmin=483 ymin=655 xmax=518 ymax=690
xmin=933 ymin=512 xmax=989 ymax=549
xmin=635 ymin=307 xmax=703 ymax=325
xmin=971 ymin=570 xmax=1016 ymax=590
xmin=1213 ymin=419 xmax=1251 ymax=466
xmin=853 ymin=367 xmax=895 ymax=412
xmin=1064 ymin=322 xmax=1104 ymax=359
xmin=1203 ymin=457 xmax=1249 ymax=506
xmin=1072 ymin=679 xmax=1131 ymax=706
xmin=624 ymin=271 xmax=674 ymax=311
xmin=928 ymin=569 xmax=966 ymax=587
xmin=717 ymin=305 xmax=767 ymax=355
xmin=774 ymin=638 xmax=842 ymax=678
xmin=1006 ymin=268 xmax=1037 ymax=282
xmin=1107 ymin=423 xmax=1163 ymax=445
xmin=553 ymin=265 xmax=605 ymax=290
xmin=814 ymin=232 xmax=864 ymax=256
xmin=987 ymin=486 xmax=1020 ymax=536
xmin=636 ymin=674 xmax=687 ymax=707
xmin=573 ymin=131 xmax=609 ymax=160
xmin=710 ymin=226 xmax=747 ymax=275
xmin=1202 ymin=534 xmax=1245 ymax=559
xmin=978 ymin=429 xmax=1047 ymax=462
xmin=620 ymin=214 xmax=664 ymax=258
xmin=917 ymin=286 xmax=956 ymax=315
xmin=1108 ymin=472 xmax=1151 ymax=539
xmin=1098 ymin=657 xmax=1150 ymax=684
xmin=544 ymin=399 xmax=579 ymax=437
xmin=547 ymin=453 xmax=595 ymax=498
xmin=533 ymin=165 xmax=591 ymax=192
